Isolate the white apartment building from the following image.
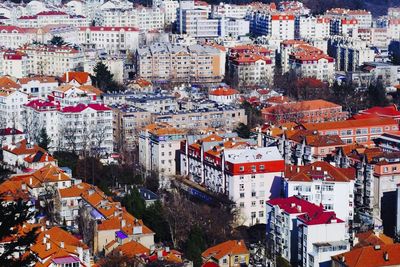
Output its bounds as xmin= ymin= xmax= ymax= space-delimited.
xmin=284 ymin=162 xmax=355 ymax=225
xmin=266 ymin=196 xmax=348 ymax=266
xmin=137 ymin=42 xmax=226 ymax=83
xmin=23 ymin=99 xmax=113 ymax=154
xmin=159 ymin=0 xmax=179 ymax=25
xmin=297 ymin=16 xmax=330 ymax=39
xmin=289 ymin=49 xmax=335 ymax=82
xmin=0 ymin=50 xmax=30 ymax=78
xmin=177 ymin=8 xmax=219 ymax=37
xmin=181 ymin=136 xmax=285 ymax=226
xmin=212 ymin=3 xmax=249 ymax=19
xmin=248 ymin=11 xmax=295 ymax=39
xmin=280 ymin=39 xmax=308 ymax=73
xmin=0 ymin=81 xmax=29 ymax=130
xmin=228 ymin=48 xmax=274 ymax=88
xmin=16 ymin=11 xmax=89 ymax=28
xmin=78 ymin=26 xmax=139 ymax=54
xmin=136 ymin=6 xmax=164 ymax=30
xmin=17 ymin=44 xmax=85 ymax=76
xmin=327 ymin=36 xmax=376 ymax=72
xmin=297 ymin=210 xmax=349 ymax=267
xmin=18 ymin=76 xmax=59 ymax=99
xmin=139 ymin=123 xmax=187 ymax=187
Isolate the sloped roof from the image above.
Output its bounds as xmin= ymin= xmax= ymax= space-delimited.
xmin=202 ymin=240 xmax=248 ymax=260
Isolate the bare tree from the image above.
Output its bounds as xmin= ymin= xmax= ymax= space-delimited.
xmin=61 ymin=123 xmax=79 ymax=153
xmin=21 ymin=109 xmax=42 ymax=144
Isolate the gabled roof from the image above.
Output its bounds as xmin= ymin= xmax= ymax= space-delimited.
xmin=0 ymin=76 xmax=20 ymax=89
xmin=285 ymin=161 xmax=356 ymax=182
xmin=332 ymin=243 xmax=400 ymax=267
xmin=202 ymin=240 xmax=248 ymax=260
xmin=116 ymin=240 xmax=149 ymax=257
xmin=267 ymin=196 xmax=323 ymax=215
xmin=61 ymin=72 xmax=90 ymax=85
xmin=298 ymin=210 xmax=344 ymax=225
xmin=354 ymin=231 xmax=393 ymax=248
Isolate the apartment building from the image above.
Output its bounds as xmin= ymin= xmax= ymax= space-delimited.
xmin=17 ymin=44 xmax=85 ymax=76
xmin=112 ymin=104 xmax=152 ymax=151
xmin=139 ymin=123 xmax=187 ymax=186
xmin=288 ymin=45 xmax=335 ymax=82
xmin=212 ymin=3 xmax=249 ymax=19
xmin=23 ymin=99 xmax=113 ymax=154
xmin=327 ymin=37 xmax=376 ymax=72
xmin=248 ymin=11 xmax=295 ymax=39
xmin=284 ymin=161 xmax=356 ymax=225
xmin=17 ymin=76 xmax=59 ymax=99
xmin=302 ymin=117 xmax=399 ymax=146
xmin=181 ymin=135 xmax=284 ymax=225
xmin=280 ymin=39 xmax=308 ymax=73
xmin=266 ymin=196 xmax=349 ymax=266
xmin=227 ymin=45 xmax=274 ymax=88
xmin=0 ymin=77 xmax=29 ymax=130
xmin=16 ymin=11 xmax=89 ymax=28
xmin=137 ymin=42 xmax=226 ymax=83
xmin=0 ymin=50 xmax=30 ymax=78
xmin=153 ymin=105 xmax=247 ymax=130
xmin=297 ymin=16 xmax=330 ymax=39
xmin=262 ymin=99 xmax=348 ymax=124
xmin=78 ymin=26 xmax=140 ymax=54
xmin=297 ymin=210 xmax=349 ymax=267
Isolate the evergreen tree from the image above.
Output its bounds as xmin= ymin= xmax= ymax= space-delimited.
xmin=121 ymin=188 xmax=146 ymax=219
xmin=368 ymin=82 xmax=389 ymax=107
xmin=234 ymin=123 xmax=251 ymax=139
xmin=38 ymin=128 xmax=51 ymax=151
xmin=49 ymin=36 xmax=65 ymax=46
xmin=184 ymin=226 xmax=206 ymax=267
xmin=92 ymin=62 xmax=114 ymax=91
xmin=142 ymin=201 xmax=171 ymax=243
xmin=0 ymin=199 xmax=38 ymax=266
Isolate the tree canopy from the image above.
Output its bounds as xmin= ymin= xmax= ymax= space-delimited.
xmin=49 ymin=36 xmax=65 ymax=47
xmin=38 ymin=128 xmax=51 ymax=151
xmin=0 ymin=199 xmax=38 ymax=267
xmin=92 ymin=62 xmax=125 ymax=92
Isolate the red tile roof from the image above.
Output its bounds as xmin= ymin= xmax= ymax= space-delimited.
xmin=298 ymin=210 xmax=344 ymax=225
xmin=267 ymin=196 xmax=323 ymax=215
xmin=332 ymin=243 xmax=400 ymax=267
xmin=209 ymin=87 xmax=239 ymax=96
xmin=61 ymin=103 xmax=111 ymax=113
xmin=202 ymin=240 xmax=248 ymax=260
xmin=61 ymin=72 xmax=90 ymax=85
xmin=285 ymin=161 xmax=356 ymax=182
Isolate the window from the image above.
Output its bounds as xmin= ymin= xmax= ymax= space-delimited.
xmin=259 ymin=211 xmax=264 ymax=217
xmin=239 ymin=166 xmax=244 ymax=172
xmin=356 ymin=128 xmax=368 ymax=135
xmin=322 ymin=184 xmax=334 ymax=191
xmin=240 ymin=193 xmax=245 ymax=198
xmin=371 ymin=127 xmax=382 ymax=134
xmin=251 ymin=201 xmax=256 ymax=207
xmin=260 ymin=165 xmax=265 ymax=170
xmin=239 ymin=202 xmax=244 ymax=208
xmin=223 ymin=258 xmax=227 ymax=264
xmin=324 ymin=204 xmax=333 ymax=210
xmin=239 ymin=184 xmax=244 ymax=191
xmin=384 ymin=167 xmax=389 ymax=173
xmin=251 ymin=191 xmax=256 ymax=197
xmin=340 ymin=129 xmax=353 ymax=136
xmin=260 ymin=200 xmax=264 ymax=205
xmin=234 ymin=256 xmax=239 ymax=263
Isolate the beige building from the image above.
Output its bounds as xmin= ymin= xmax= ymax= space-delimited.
xmin=112 ymin=105 xmax=152 ymax=151
xmin=153 ymin=106 xmax=247 ymax=130
xmin=136 ymin=42 xmax=226 ymax=83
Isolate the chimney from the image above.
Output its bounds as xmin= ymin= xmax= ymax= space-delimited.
xmin=66 ymin=71 xmax=69 ymax=83
xmin=60 ymin=241 xmax=64 ymax=248
xmin=29 ymin=177 xmax=33 ymax=185
xmin=384 ymin=251 xmax=389 ymax=261
xmin=340 ymin=255 xmax=345 ymax=262
xmin=297 ymin=205 xmax=302 ymax=212
xmin=291 ymin=203 xmax=295 ymax=208
xmin=46 ymin=242 xmax=51 ymax=251
xmin=42 ymin=237 xmax=47 ymax=244
xmin=374 ymin=245 xmax=381 ymax=250
xmin=121 ymin=219 xmax=126 ymax=228
xmin=21 ymin=183 xmax=26 ymax=191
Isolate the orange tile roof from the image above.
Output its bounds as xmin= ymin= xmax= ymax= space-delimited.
xmin=61 ymin=72 xmax=90 ymax=85
xmin=24 ymin=151 xmax=55 ymax=164
xmin=79 ymin=85 xmax=103 ymax=96
xmin=0 ymin=76 xmax=21 ymax=89
xmin=58 ymin=182 xmax=92 ymax=198
xmin=332 ymin=243 xmax=400 ymax=267
xmin=354 ymin=231 xmax=393 ymax=248
xmin=209 ymin=87 xmax=239 ymax=96
xmin=202 ymin=240 xmax=248 ymax=260
xmin=117 ymin=240 xmax=150 ymax=257
xmin=285 ymin=161 xmax=356 ymax=182
xmin=2 ymin=139 xmax=44 ymax=155
xmin=18 ymin=76 xmax=57 ymax=85
xmin=262 ymin=99 xmax=341 ymax=114
xmin=303 ymin=118 xmax=397 ymax=131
